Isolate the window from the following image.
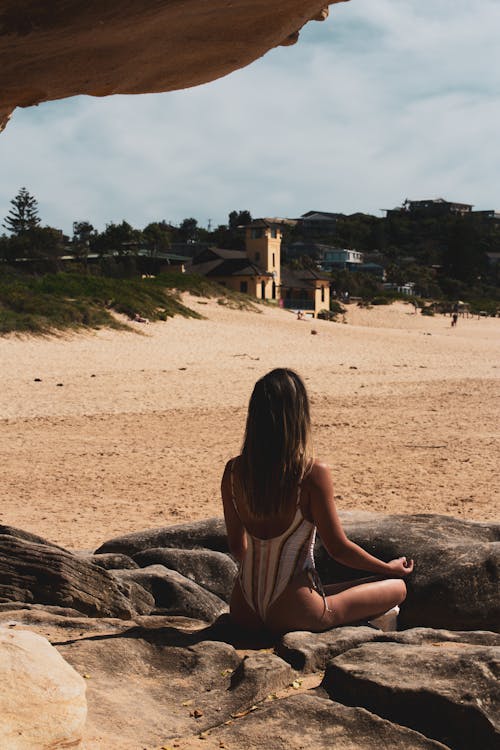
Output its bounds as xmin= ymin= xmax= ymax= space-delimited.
xmin=240 ymin=281 xmax=248 ymax=293
xmin=251 ymin=228 xmax=263 ymax=239
xmin=261 ymin=280 xmax=266 ymax=298
xmin=270 ymin=228 xmax=278 ymax=238
xmin=255 ymin=251 xmax=260 ymax=261
xmin=321 ymin=286 xmax=325 ymax=302
xmin=272 ymin=253 xmax=275 ymax=267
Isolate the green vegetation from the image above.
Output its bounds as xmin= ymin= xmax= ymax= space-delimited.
xmin=0 ymin=270 xmax=253 ymax=335
xmin=289 ymin=207 xmax=500 ymax=313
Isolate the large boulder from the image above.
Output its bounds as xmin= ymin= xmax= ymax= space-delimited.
xmin=0 ymin=626 xmax=87 ymax=749
xmin=95 ymin=517 xmax=228 ymax=556
xmin=113 ymin=564 xmax=228 ymax=620
xmin=133 ymin=547 xmax=237 ymax=601
xmin=0 ymin=1 xmax=348 ymax=130
xmin=323 ymin=641 xmax=500 ymax=750
xmin=0 ymin=531 xmax=153 ymax=618
xmin=317 ymin=512 xmax=500 ymax=631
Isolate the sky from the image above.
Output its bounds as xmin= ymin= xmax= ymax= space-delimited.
xmin=1 ymin=0 xmax=499 ymax=235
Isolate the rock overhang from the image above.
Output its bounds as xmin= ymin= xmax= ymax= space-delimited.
xmin=0 ymin=0 xmax=350 ymax=131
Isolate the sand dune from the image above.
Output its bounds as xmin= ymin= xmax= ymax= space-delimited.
xmin=1 ymin=298 xmax=498 ymax=550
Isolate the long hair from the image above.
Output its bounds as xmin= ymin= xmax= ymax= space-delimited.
xmin=239 ymin=368 xmax=312 ymax=518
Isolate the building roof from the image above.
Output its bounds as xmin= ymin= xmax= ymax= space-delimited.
xmin=281 ymin=267 xmax=330 ymax=290
xmin=299 ymin=211 xmax=340 ymax=221
xmin=188 ymin=247 xmax=270 ymax=278
xmin=248 ymin=217 xmax=297 ymax=228
xmin=407 ymin=198 xmax=474 ymax=209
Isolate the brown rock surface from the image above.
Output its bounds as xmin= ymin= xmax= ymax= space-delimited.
xmin=0 ymin=530 xmax=154 ymax=618
xmin=0 ymin=1 xmax=349 ymax=130
xmin=323 ymin=642 xmax=500 ymax=750
xmin=0 ymin=626 xmax=87 ymax=750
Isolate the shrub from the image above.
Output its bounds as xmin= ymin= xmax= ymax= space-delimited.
xmin=329 ymin=299 xmax=346 ymax=315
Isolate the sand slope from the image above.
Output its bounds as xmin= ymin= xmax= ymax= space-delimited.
xmin=1 ymin=298 xmax=498 ymax=550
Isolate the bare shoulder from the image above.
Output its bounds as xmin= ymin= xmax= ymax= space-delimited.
xmin=302 ymin=461 xmax=334 ymax=499
xmin=222 ymin=455 xmax=241 ymax=483
xmin=306 ymin=460 xmax=333 ymax=485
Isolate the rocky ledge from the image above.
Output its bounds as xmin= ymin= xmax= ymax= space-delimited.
xmin=0 ymin=1 xmax=349 ymax=131
xmin=0 ymin=512 xmax=498 ymax=749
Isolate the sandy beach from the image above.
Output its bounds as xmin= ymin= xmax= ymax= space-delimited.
xmin=1 ymin=298 xmax=498 ymax=551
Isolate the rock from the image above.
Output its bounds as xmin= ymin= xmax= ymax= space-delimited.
xmin=54 ymin=620 xmax=292 ymax=747
xmin=178 ymin=693 xmax=450 ymax=749
xmin=113 ymin=565 xmax=228 ymax=621
xmin=317 ymin=511 xmax=500 ymax=631
xmin=0 ymin=533 xmax=153 ymax=618
xmin=133 ymin=547 xmax=237 ymax=601
xmin=0 ymin=524 xmax=67 ymax=550
xmin=229 ymin=652 xmax=293 ymax=704
xmin=278 ymin=625 xmax=500 ymax=673
xmin=96 ymin=517 xmax=228 ymax=556
xmin=88 ymin=552 xmax=139 ymax=570
xmin=0 ymin=627 xmax=87 ymax=749
xmin=278 ymin=625 xmax=380 ymax=671
xmin=323 ymin=642 xmax=500 ymax=750
xmin=387 ymin=627 xmax=500 ymax=648
xmin=0 ymin=1 xmax=347 ymax=130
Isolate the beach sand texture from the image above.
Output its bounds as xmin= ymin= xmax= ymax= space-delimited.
xmin=1 ymin=298 xmax=498 ymax=551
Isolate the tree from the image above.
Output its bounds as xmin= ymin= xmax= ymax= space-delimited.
xmin=178 ymin=217 xmax=198 ymax=243
xmin=228 ymin=210 xmax=252 ymax=230
xmin=143 ymin=221 xmax=171 ymax=255
xmin=3 ymin=187 xmax=40 ymax=235
xmin=95 ymin=221 xmax=143 ymax=256
xmin=72 ymin=221 xmax=96 ymax=260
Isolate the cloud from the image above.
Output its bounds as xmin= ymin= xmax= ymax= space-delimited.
xmin=0 ymin=0 xmax=498 ymax=233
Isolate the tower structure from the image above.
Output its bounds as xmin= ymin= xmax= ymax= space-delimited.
xmin=245 ymin=219 xmax=283 ymax=300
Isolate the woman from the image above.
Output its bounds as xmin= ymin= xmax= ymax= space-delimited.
xmin=221 ymin=368 xmax=413 ymax=633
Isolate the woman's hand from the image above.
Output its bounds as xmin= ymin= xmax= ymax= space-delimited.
xmin=386 ymin=557 xmax=414 ymax=577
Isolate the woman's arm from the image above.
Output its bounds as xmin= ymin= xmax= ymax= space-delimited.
xmin=221 ymin=459 xmax=247 ymax=562
xmin=308 ymin=463 xmax=414 ymax=578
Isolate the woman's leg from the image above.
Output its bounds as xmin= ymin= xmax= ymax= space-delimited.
xmin=327 ymin=578 xmax=407 ymax=627
xmin=323 ymin=576 xmax=381 ymax=596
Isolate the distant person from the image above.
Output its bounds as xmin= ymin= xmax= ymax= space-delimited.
xmin=133 ymin=313 xmax=149 ymax=324
xmin=451 ymin=303 xmax=459 ymax=327
xmin=297 ymin=310 xmax=304 ymax=320
xmin=221 ymin=368 xmax=413 ymax=633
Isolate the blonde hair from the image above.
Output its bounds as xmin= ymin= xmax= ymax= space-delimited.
xmin=240 ymin=368 xmax=312 ymax=518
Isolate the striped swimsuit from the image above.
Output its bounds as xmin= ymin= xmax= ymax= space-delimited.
xmin=231 ymin=464 xmax=326 ymax=621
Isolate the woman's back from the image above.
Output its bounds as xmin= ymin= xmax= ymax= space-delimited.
xmin=229 ymin=457 xmax=317 ymax=621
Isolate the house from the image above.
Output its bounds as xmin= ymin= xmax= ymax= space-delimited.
xmin=320 ymin=247 xmax=364 ymax=271
xmin=383 ymin=282 xmax=415 ymax=296
xmin=190 ymin=218 xmax=330 ymax=317
xmin=190 ymin=219 xmax=284 ymax=300
xmin=295 ymin=211 xmax=340 ymax=237
xmin=386 ymin=198 xmax=474 ymax=218
xmin=280 ymin=267 xmax=331 ymax=316
xmin=189 ymin=246 xmax=275 ymax=300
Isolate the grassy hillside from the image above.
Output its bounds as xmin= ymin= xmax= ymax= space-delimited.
xmin=0 ymin=270 xmax=256 ymax=335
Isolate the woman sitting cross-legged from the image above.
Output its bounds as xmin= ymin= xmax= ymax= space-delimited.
xmin=221 ymin=368 xmax=413 ymax=634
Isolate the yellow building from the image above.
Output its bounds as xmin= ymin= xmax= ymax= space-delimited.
xmin=190 ymin=218 xmax=330 ymax=317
